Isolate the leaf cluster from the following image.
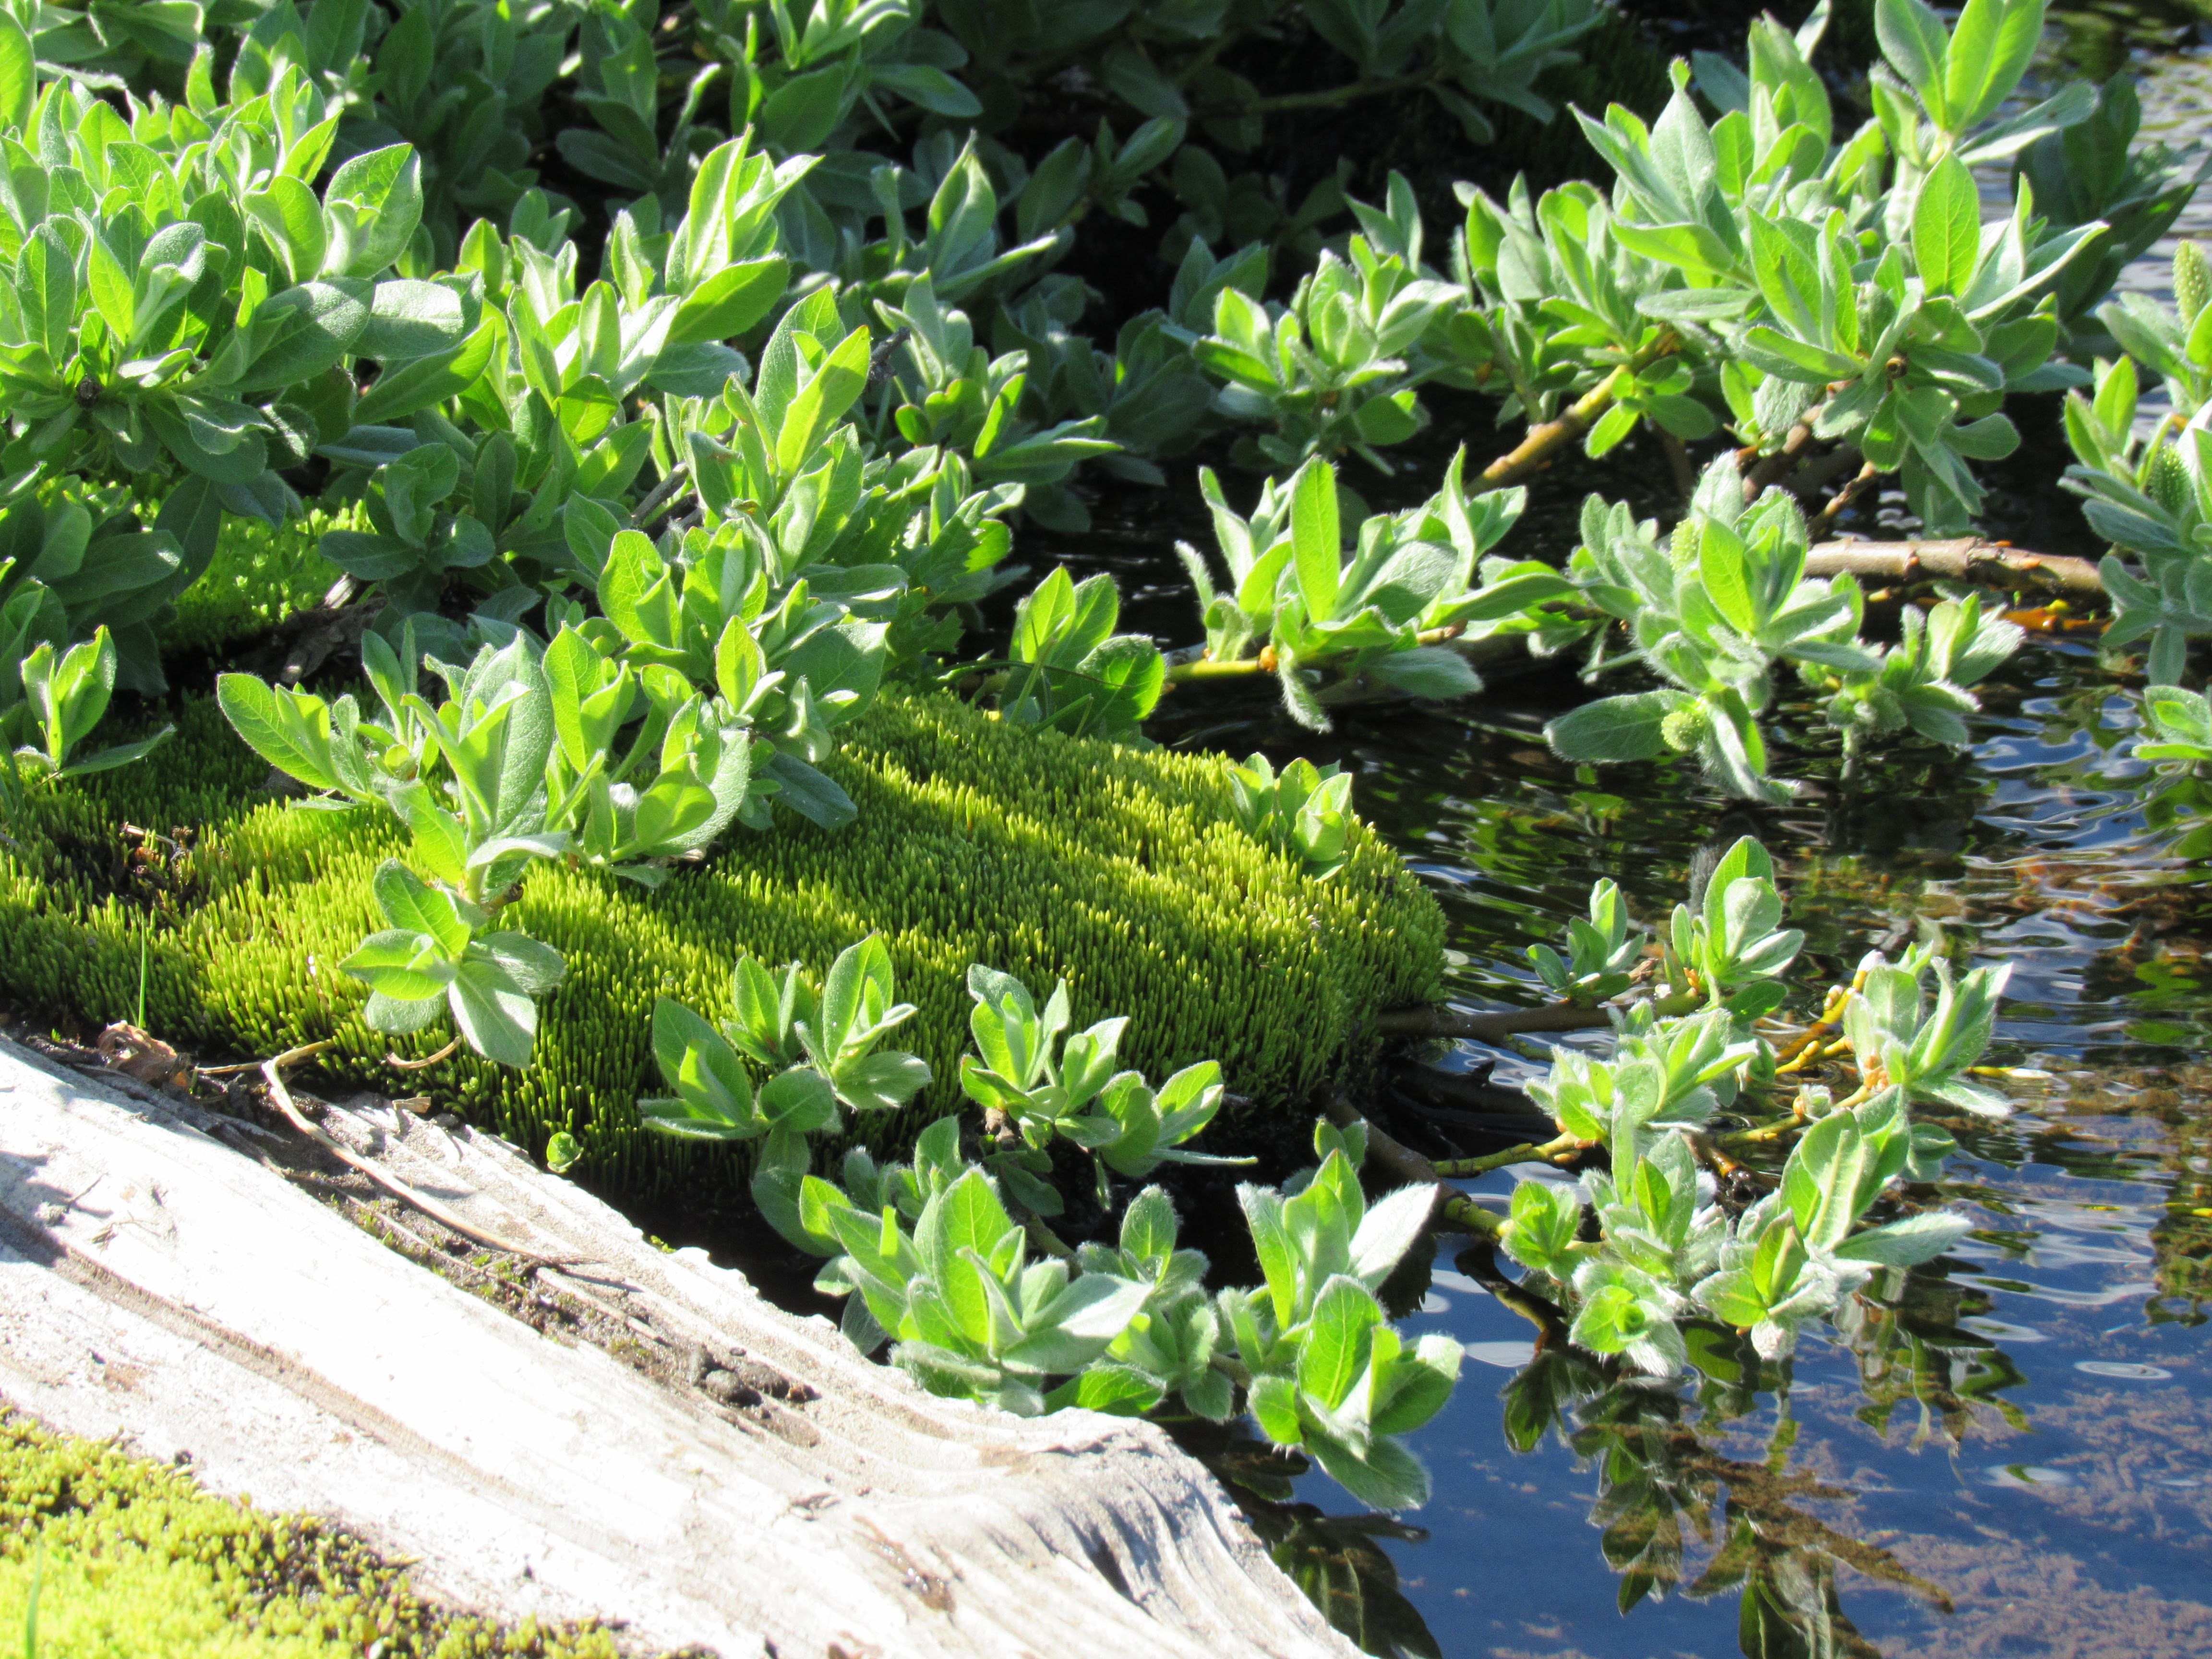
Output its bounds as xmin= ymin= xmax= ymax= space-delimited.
xmin=1505 ymin=837 xmax=1985 ymax=1372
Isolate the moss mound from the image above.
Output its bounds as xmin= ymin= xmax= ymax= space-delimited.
xmin=0 ymin=1407 xmax=653 ymax=1657
xmin=161 ymin=510 xmax=350 ymax=662
xmin=0 ymin=689 xmax=1442 ymax=1198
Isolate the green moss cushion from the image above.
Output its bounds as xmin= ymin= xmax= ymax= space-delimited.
xmin=159 ymin=511 xmax=350 ymax=662
xmin=0 ymin=690 xmax=1441 ymax=1198
xmin=0 ymin=1408 xmax=629 ymax=1657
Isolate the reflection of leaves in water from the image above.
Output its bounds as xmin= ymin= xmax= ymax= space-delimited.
xmin=1171 ymin=1420 xmax=1442 ymax=1659
xmin=2140 ymin=770 xmax=2212 ymax=862
xmin=2149 ymin=1058 xmax=2212 ymax=1319
xmin=1491 ymin=1268 xmax=1986 ymax=1659
xmin=1832 ymin=1266 xmax=2032 ymax=1444
xmin=1730 ymin=1540 xmax=1880 ymax=1659
xmin=1271 ymin=1512 xmax=1440 ymax=1659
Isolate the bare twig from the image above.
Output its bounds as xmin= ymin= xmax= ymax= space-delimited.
xmin=1323 ymin=1096 xmax=1503 ymax=1239
xmin=1742 ymin=413 xmax=1819 ymax=498
xmin=1803 ymin=537 xmax=2104 ymax=597
xmin=1810 ymin=461 xmax=1882 ymax=533
xmin=628 ymin=466 xmax=691 ymax=531
xmin=1658 ymin=428 xmax=1697 ymax=503
xmin=258 ymin=1043 xmax=568 ymax=1264
xmin=1375 ymin=1002 xmax=1612 ymax=1043
xmin=386 ymin=1036 xmax=461 ymax=1071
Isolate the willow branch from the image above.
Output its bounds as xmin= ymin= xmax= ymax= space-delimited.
xmin=1433 ymin=1131 xmax=1581 ymax=1178
xmin=1811 ymin=461 xmax=1882 ymax=533
xmin=1742 ymin=415 xmax=1818 ymax=497
xmin=1474 ymin=334 xmax=1682 ymax=494
xmin=1803 ymin=538 xmax=2104 ymax=596
xmin=1474 ymin=365 xmax=1632 ymax=491
xmin=1159 ymin=622 xmax=1497 ymax=684
xmin=1214 ymin=70 xmax=1441 ymax=117
xmin=1323 ymin=1096 xmax=1503 ymax=1239
xmin=1658 ymin=427 xmax=1697 ymax=502
xmin=628 ymin=466 xmax=691 ymax=531
xmin=1375 ymin=1002 xmax=1612 ymax=1042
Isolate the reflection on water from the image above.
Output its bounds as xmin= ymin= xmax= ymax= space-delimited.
xmin=1157 ymin=632 xmax=2208 ymax=1653
xmin=1064 ymin=14 xmax=2212 ymax=1648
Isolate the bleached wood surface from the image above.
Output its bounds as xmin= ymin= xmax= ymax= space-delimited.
xmin=0 ymin=1038 xmax=1354 ymax=1658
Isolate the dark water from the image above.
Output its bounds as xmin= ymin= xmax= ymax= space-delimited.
xmin=1004 ymin=18 xmax=2212 ymax=1642
xmin=1173 ymin=640 xmax=2212 ymax=1659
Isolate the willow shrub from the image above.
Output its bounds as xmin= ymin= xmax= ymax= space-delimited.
xmin=0 ymin=690 xmax=1441 ymax=1197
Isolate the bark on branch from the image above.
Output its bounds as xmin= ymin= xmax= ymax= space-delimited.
xmin=1374 ymin=1003 xmax=1612 ymax=1043
xmin=1323 ymin=1096 xmax=1503 ymax=1239
xmin=1804 ymin=538 xmax=2104 ymax=596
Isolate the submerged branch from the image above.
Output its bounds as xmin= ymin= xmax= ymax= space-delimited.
xmin=1376 ymin=1002 xmax=1612 ymax=1042
xmin=1454 ymin=1239 xmax=1570 ymax=1344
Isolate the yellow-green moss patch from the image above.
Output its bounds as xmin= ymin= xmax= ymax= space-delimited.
xmin=0 ymin=689 xmax=1443 ymax=1200
xmin=0 ymin=1407 xmax=658 ymax=1658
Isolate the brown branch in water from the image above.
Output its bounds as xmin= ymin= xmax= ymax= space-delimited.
xmin=1454 ymin=1239 xmax=1569 ymax=1346
xmin=1775 ymin=441 xmax=1863 ymax=501
xmin=1375 ymin=1002 xmax=1612 ymax=1043
xmin=1743 ymin=415 xmax=1819 ymax=498
xmin=1804 ymin=538 xmax=2105 ymax=597
xmin=1323 ymin=1096 xmax=1503 ymax=1239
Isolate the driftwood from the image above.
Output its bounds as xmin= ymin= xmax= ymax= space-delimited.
xmin=0 ymin=1039 xmax=1353 ymax=1659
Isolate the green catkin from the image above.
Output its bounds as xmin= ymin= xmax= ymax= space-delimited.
xmin=0 ymin=690 xmax=1443 ymax=1205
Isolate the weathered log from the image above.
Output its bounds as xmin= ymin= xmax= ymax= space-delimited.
xmin=0 ymin=1040 xmax=1354 ymax=1659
